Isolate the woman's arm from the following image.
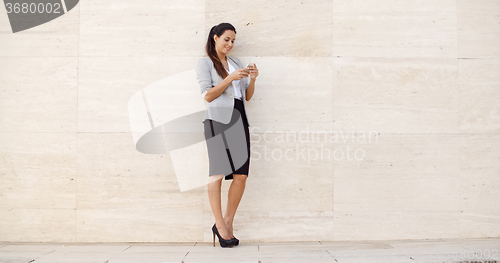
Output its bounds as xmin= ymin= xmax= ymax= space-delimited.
xmin=204 ymin=76 xmax=234 ymax=103
xmin=197 ymin=58 xmax=232 ymax=103
xmin=206 ymin=69 xmax=249 ymax=102
xmin=196 ymin=57 xmax=249 ymax=103
xmin=246 ymin=78 xmax=255 ymax=101
xmin=246 ymin=63 xmax=258 ymax=101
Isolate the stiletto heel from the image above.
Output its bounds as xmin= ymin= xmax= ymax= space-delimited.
xmin=231 ymin=237 xmax=239 ymax=246
xmin=212 ymin=223 xmax=235 ymax=248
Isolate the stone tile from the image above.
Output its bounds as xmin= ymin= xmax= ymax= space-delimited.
xmin=332 ymin=0 xmax=457 ymax=58
xmin=333 ymin=210 xmax=459 ymax=241
xmin=0 ymin=57 xmax=78 ymax=132
xmin=76 ymin=132 xmax=203 ymax=208
xmin=258 ymin=242 xmax=334 ymax=263
xmin=460 ymin=134 xmax=500 ymax=238
xmin=0 ymin=208 xmax=76 ymax=242
xmin=183 ymin=252 xmax=259 ymax=263
xmin=459 ymin=59 xmax=500 ymax=133
xmin=76 ymin=207 xmax=202 ymax=242
xmin=0 ymin=244 xmax=60 ymax=256
xmin=0 ymin=2 xmax=79 ymax=57
xmin=457 ymin=0 xmax=500 ymax=58
xmin=32 ymin=244 xmax=187 ymax=263
xmin=239 ymin=57 xmax=333 ymax=132
xmin=334 ymin=133 xmax=459 ymax=211
xmin=205 ymin=0 xmax=333 ymax=57
xmin=78 ymin=56 xmax=199 ymax=133
xmin=458 ymin=238 xmax=500 ymax=252
xmin=241 ymin=132 xmax=333 ymax=212
xmin=0 ymin=132 xmax=76 ymax=209
xmin=75 ymin=132 xmax=203 ymax=242
xmin=333 ymin=133 xmax=460 ymax=241
xmin=333 ymin=57 xmax=459 ymax=133
xmin=385 ymin=239 xmax=498 ymax=262
xmin=79 ymin=0 xmax=205 ymax=57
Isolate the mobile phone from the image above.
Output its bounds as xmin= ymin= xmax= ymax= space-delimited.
xmin=246 ymin=63 xmax=255 ymax=69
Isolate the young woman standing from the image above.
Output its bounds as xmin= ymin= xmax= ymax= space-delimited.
xmin=196 ymin=22 xmax=258 ymax=248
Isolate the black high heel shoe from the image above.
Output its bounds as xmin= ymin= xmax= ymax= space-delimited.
xmin=231 ymin=237 xmax=239 ymax=246
xmin=212 ymin=223 xmax=235 ymax=248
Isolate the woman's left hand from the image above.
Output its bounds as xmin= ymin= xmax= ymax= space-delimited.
xmin=249 ymin=64 xmax=258 ymax=81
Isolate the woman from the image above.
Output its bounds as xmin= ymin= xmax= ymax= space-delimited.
xmin=196 ymin=22 xmax=258 ymax=248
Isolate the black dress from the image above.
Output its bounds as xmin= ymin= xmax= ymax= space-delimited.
xmin=203 ymin=98 xmax=250 ymax=180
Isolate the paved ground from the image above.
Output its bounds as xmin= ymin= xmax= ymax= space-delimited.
xmin=0 ymin=238 xmax=499 ymax=263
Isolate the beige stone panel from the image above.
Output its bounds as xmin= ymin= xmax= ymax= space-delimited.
xmin=333 ymin=58 xmax=458 ymax=133
xmin=0 ymin=57 xmax=78 ymax=132
xmin=248 ymin=132 xmax=332 ymax=211
xmin=35 ymin=244 xmax=142 ymax=263
xmin=205 ymin=0 xmax=333 ymax=57
xmin=457 ymin=0 xmax=500 ymax=58
xmin=385 ymin=238 xmax=483 ymax=250
xmin=0 ymin=208 xmax=76 ymax=242
xmin=76 ymin=133 xmax=204 ymax=241
xmin=108 ymin=251 xmax=189 ymax=263
xmin=77 ymin=57 xmax=198 ymax=132
xmin=182 ymin=243 xmax=259 ymax=262
xmin=203 ymin=210 xmax=333 ymax=243
xmin=79 ymin=0 xmax=205 ymax=57
xmin=76 ymin=132 xmax=203 ymax=207
xmin=76 ymin=208 xmax=202 ymax=242
xmin=201 ymin=132 xmax=333 ymax=217
xmin=459 ymin=134 xmax=500 ymax=238
xmin=134 ymin=246 xmax=195 ymax=263
xmin=239 ymin=57 xmax=333 ymax=133
xmin=0 ymin=243 xmax=194 ymax=262
xmin=257 ymin=243 xmax=359 ymax=262
xmin=0 ymin=132 xmax=76 ymax=209
xmin=115 ymin=245 xmax=193 ymax=262
xmin=445 ymin=238 xmax=500 ymax=251
xmin=333 ymin=210 xmax=459 ymax=241
xmin=202 ymin=132 xmax=333 ymax=242
xmin=349 ymin=239 xmax=473 ymax=262
xmin=0 ymin=2 xmax=79 ymax=57
xmin=459 ymin=59 xmax=500 ymax=133
xmin=334 ymin=133 xmax=459 ymax=211
xmin=0 ymin=244 xmax=63 ymax=263
xmin=332 ymin=0 xmax=457 ymax=58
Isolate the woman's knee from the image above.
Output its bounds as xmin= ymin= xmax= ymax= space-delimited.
xmin=207 ymin=175 xmax=223 ymax=189
xmin=233 ymin=174 xmax=248 ymax=182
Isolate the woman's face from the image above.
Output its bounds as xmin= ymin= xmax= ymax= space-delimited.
xmin=214 ymin=30 xmax=236 ymax=57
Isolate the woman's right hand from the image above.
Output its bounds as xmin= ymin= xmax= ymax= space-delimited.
xmin=228 ymin=68 xmax=250 ymax=81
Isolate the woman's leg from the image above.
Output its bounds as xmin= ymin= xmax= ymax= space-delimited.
xmin=208 ymin=175 xmax=232 ymax=240
xmin=224 ymin=174 xmax=247 ymax=238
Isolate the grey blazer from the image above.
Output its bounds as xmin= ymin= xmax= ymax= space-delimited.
xmin=196 ymin=56 xmax=250 ymax=126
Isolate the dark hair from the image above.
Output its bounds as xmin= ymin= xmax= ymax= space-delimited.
xmin=205 ymin=23 xmax=236 ymax=79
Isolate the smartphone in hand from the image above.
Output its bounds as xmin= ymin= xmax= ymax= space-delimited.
xmin=245 ymin=63 xmax=255 ymax=77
